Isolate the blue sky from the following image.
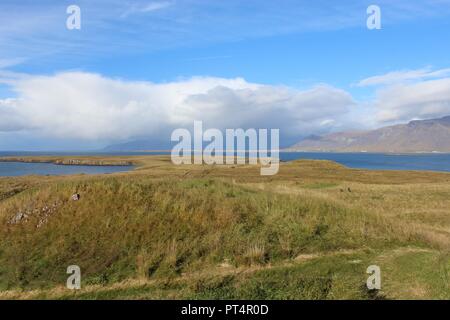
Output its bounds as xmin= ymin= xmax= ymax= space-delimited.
xmin=1 ymin=0 xmax=450 ymax=150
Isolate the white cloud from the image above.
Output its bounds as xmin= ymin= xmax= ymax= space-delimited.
xmin=0 ymin=98 xmax=26 ymax=131
xmin=0 ymin=72 xmax=355 ymax=144
xmin=2 ymin=68 xmax=450 ymax=149
xmin=374 ymin=78 xmax=450 ymax=123
xmin=357 ymin=67 xmax=450 ymax=87
xmin=356 ymin=67 xmax=450 ymax=123
xmin=3 ymin=68 xmax=450 ymax=149
xmin=358 ymin=67 xmax=450 ymax=87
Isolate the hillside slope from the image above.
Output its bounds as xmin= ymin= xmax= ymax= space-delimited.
xmin=288 ymin=116 xmax=450 ymax=153
xmin=0 ymin=156 xmax=449 ymax=299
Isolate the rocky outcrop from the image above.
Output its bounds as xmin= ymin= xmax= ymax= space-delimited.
xmin=0 ymin=158 xmax=133 ymax=166
xmin=7 ymin=195 xmax=78 ymax=228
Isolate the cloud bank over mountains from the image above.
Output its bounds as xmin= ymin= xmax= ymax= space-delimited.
xmin=0 ymin=72 xmax=355 ymax=145
xmin=357 ymin=68 xmax=450 ymax=124
xmin=1 ymin=67 xmax=450 ymax=149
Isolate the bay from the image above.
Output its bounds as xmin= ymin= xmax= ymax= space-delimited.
xmin=0 ymin=151 xmax=449 ymax=176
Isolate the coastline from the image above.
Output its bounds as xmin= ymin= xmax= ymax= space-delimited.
xmin=1 ymin=152 xmax=450 ymax=173
xmin=282 ymin=149 xmax=450 ymax=155
xmin=0 ymin=156 xmax=134 ymax=167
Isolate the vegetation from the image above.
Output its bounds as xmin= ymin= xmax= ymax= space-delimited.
xmin=0 ymin=156 xmax=449 ymax=299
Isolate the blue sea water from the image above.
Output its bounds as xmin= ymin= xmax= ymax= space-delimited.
xmin=0 ymin=161 xmax=133 ymax=177
xmin=0 ymin=151 xmax=449 ymax=176
xmin=280 ymin=152 xmax=450 ymax=172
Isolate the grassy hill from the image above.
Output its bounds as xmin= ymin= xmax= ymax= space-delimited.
xmin=0 ymin=156 xmax=449 ymax=299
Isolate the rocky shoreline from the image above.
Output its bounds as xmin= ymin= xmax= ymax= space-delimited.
xmin=0 ymin=157 xmax=133 ymax=166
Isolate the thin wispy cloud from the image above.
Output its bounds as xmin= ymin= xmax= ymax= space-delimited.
xmin=2 ymin=0 xmax=450 ymax=67
xmin=357 ymin=67 xmax=450 ymax=87
xmin=120 ymin=1 xmax=174 ymax=18
xmin=182 ymin=55 xmax=233 ymax=62
xmin=0 ymin=58 xmax=26 ymax=69
xmin=140 ymin=1 xmax=173 ymax=12
xmin=0 ymin=69 xmax=30 ymax=85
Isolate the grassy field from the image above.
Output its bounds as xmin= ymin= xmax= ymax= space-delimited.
xmin=0 ymin=156 xmax=449 ymax=299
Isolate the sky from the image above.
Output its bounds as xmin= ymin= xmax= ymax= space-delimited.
xmin=1 ymin=0 xmax=450 ymax=150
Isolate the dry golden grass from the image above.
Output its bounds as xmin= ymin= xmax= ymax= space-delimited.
xmin=0 ymin=155 xmax=449 ymax=299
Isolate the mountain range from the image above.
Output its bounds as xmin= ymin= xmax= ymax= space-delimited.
xmin=104 ymin=116 xmax=450 ymax=153
xmin=286 ymin=116 xmax=450 ymax=153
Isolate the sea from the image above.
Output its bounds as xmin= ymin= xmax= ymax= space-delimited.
xmin=0 ymin=151 xmax=449 ymax=176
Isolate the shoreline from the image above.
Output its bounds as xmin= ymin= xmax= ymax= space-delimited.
xmin=0 ymin=157 xmax=134 ymax=167
xmin=281 ymin=150 xmax=450 ymax=155
xmin=1 ymin=154 xmax=450 ymax=173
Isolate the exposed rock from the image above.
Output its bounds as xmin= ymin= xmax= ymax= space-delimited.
xmin=71 ymin=193 xmax=80 ymax=201
xmin=9 ymin=200 xmax=62 ymax=228
xmin=9 ymin=212 xmax=28 ymax=224
xmin=36 ymin=217 xmax=48 ymax=229
xmin=218 ymin=259 xmax=233 ymax=269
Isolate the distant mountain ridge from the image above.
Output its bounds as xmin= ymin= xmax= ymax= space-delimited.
xmin=287 ymin=116 xmax=450 ymax=153
xmin=103 ymin=140 xmax=170 ymax=152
